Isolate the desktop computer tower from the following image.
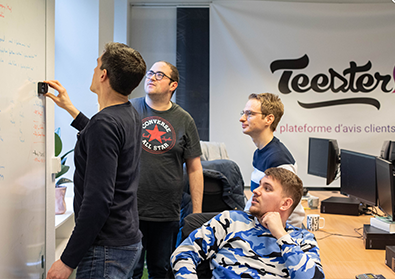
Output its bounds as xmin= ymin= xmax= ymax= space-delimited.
xmin=385 ymin=246 xmax=395 ymax=271
xmin=320 ymin=196 xmax=360 ymax=216
xmin=364 ymin=224 xmax=395 ymax=249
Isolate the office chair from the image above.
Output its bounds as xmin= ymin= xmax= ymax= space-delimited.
xmin=178 ymin=159 xmax=245 ymax=244
xmin=202 ymin=175 xmax=232 ymax=212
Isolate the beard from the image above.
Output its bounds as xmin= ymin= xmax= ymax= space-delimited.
xmin=248 ymin=204 xmax=264 ymax=218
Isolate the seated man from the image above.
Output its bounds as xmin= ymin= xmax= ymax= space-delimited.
xmin=171 ymin=168 xmax=324 ymax=279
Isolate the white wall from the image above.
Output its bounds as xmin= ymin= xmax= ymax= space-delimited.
xmin=99 ymin=0 xmax=114 ymax=56
xmin=54 ymin=0 xmax=99 ymax=196
xmin=209 ymin=1 xmax=395 ymax=187
xmin=55 ymin=0 xmax=389 ymax=187
xmin=129 ymin=0 xmax=388 ymax=3
xmin=54 ymin=0 xmax=129 ymax=196
xmin=127 ymin=0 xmax=391 ymax=186
xmin=115 ymin=0 xmax=129 ymax=44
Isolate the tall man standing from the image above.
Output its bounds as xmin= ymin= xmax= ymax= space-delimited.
xmin=45 ymin=58 xmax=204 ymax=279
xmin=240 ymin=93 xmax=305 ymax=227
xmin=132 ymin=61 xmax=203 ymax=279
xmin=45 ymin=42 xmax=146 ymax=279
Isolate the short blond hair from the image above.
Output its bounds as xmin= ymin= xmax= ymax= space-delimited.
xmin=248 ymin=93 xmax=284 ymax=132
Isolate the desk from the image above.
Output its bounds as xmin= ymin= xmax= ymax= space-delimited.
xmin=306 ymin=191 xmax=394 ymax=279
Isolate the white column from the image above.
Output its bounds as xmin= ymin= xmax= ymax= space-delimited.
xmin=99 ymin=0 xmax=114 ymax=54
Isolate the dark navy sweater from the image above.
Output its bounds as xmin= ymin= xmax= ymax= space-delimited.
xmin=61 ymin=102 xmax=142 ymax=269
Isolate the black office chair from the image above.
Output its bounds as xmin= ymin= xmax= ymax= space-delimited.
xmin=202 ymin=175 xmax=232 ymax=212
xmin=171 ymin=159 xmax=246 ymax=278
xmin=201 ymin=159 xmax=246 ymax=212
xmin=178 ymin=159 xmax=245 ymax=244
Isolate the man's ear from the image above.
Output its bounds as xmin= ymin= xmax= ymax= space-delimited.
xmin=170 ymin=81 xmax=178 ymax=92
xmin=100 ymin=69 xmax=108 ymax=82
xmin=280 ymin=197 xmax=293 ymax=212
xmin=265 ymin=114 xmax=275 ymax=126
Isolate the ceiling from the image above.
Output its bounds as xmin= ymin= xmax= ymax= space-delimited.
xmin=128 ymin=0 xmax=387 ymax=5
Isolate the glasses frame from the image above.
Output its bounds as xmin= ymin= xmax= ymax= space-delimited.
xmin=240 ymin=110 xmax=264 ymax=118
xmin=146 ymin=70 xmax=175 ymax=82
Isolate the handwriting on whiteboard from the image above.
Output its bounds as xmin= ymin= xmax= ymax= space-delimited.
xmin=0 ymin=4 xmax=12 ymax=19
xmin=0 ymin=34 xmax=36 ymax=73
xmin=0 ymin=166 xmax=4 ymax=180
xmin=33 ymin=150 xmax=45 ymax=163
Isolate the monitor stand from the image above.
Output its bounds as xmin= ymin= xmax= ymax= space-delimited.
xmin=320 ymin=196 xmax=361 ymax=216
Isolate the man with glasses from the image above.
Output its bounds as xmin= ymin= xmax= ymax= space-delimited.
xmin=239 ymin=93 xmax=305 ymax=227
xmin=131 ymin=61 xmax=203 ymax=279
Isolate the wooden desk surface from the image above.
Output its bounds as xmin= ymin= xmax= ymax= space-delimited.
xmin=305 ymin=191 xmax=395 ymax=279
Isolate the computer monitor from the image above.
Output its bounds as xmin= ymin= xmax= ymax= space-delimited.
xmin=307 ymin=137 xmax=340 ymax=185
xmin=380 ymin=140 xmax=395 ymax=163
xmin=376 ymin=157 xmax=395 ymax=221
xmin=340 ymin=149 xmax=377 ymax=207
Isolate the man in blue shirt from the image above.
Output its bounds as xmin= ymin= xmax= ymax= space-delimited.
xmin=240 ymin=93 xmax=305 ymax=227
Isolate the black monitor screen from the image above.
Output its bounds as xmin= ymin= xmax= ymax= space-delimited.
xmin=308 ymin=137 xmax=339 ymax=185
xmin=376 ymin=157 xmax=395 ymax=221
xmin=340 ymin=149 xmax=377 ymax=207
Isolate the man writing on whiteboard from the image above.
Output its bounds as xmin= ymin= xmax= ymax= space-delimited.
xmin=240 ymin=93 xmax=305 ymax=227
xmin=45 ymin=42 xmax=146 ymax=279
xmin=48 ymin=59 xmax=204 ymax=278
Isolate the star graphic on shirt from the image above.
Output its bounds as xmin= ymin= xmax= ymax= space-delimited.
xmin=146 ymin=124 xmax=166 ymax=143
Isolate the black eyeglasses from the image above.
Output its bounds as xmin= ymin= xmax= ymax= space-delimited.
xmin=240 ymin=110 xmax=264 ymax=118
xmin=146 ymin=71 xmax=175 ymax=82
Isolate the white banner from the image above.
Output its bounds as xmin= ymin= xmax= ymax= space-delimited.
xmin=210 ymin=1 xmax=395 ymax=187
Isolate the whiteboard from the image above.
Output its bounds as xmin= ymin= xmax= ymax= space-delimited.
xmin=0 ymin=0 xmax=47 ymax=277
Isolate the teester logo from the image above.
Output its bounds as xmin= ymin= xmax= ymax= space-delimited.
xmin=270 ymin=54 xmax=394 ymax=110
xmin=141 ymin=116 xmax=176 ymax=154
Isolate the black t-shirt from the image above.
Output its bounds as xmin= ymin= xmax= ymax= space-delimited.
xmin=131 ymin=97 xmax=202 ymax=221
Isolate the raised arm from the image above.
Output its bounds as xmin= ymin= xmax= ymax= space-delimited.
xmin=44 ymin=80 xmax=80 ymax=119
xmin=259 ymin=212 xmax=324 ymax=279
xmin=277 ymin=230 xmax=324 ymax=279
